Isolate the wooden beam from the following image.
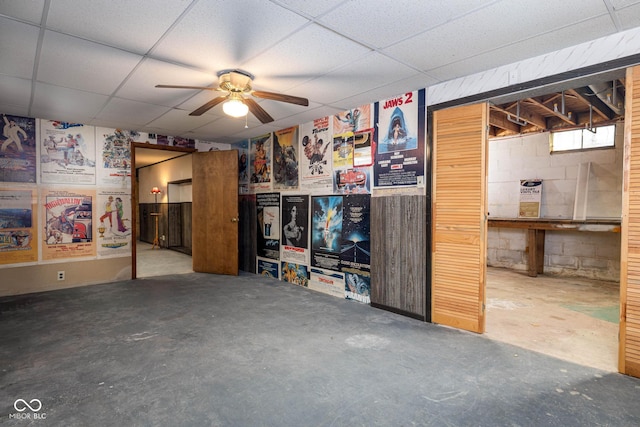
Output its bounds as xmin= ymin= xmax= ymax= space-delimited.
xmin=489 ymin=110 xmax=521 ymax=133
xmin=493 ymin=102 xmax=547 ymax=130
xmin=569 ymin=87 xmax=616 ymax=120
xmin=525 ymin=96 xmax=577 ymax=125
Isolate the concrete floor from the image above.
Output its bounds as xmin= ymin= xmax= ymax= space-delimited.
xmin=486 ymin=268 xmax=619 ymax=372
xmin=2 ymin=272 xmax=640 ymax=425
xmin=137 ymin=244 xmax=621 ymax=372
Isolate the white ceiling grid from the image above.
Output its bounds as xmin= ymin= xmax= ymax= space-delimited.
xmin=0 ymin=0 xmax=639 ymax=143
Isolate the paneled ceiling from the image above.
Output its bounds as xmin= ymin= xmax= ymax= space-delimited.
xmin=1 ymin=0 xmax=640 ymax=144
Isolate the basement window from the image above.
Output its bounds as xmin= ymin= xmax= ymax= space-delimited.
xmin=550 ymin=124 xmax=615 ymax=152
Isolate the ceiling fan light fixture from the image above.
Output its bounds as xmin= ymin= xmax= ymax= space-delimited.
xmin=223 ymin=96 xmax=249 ymax=117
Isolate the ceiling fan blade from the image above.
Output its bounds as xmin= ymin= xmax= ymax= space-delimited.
xmin=189 ymin=96 xmax=227 ymax=116
xmin=244 ymin=98 xmax=274 ymax=123
xmin=155 ymin=84 xmax=221 ymax=91
xmin=252 ymin=90 xmax=309 ymax=106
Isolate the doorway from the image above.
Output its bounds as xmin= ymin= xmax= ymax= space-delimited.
xmin=132 ymin=144 xmax=195 ymax=278
xmin=483 ymin=76 xmax=624 ymax=371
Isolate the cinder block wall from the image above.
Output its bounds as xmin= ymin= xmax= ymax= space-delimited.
xmin=487 ymin=128 xmax=623 ymax=281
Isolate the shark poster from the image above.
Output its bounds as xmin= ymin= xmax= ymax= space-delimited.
xmin=373 ymin=89 xmax=425 ymax=187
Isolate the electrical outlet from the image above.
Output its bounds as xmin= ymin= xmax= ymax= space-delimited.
xmin=57 ymin=271 xmax=65 ymax=281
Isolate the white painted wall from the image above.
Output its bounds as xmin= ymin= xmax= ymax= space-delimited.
xmin=487 ymin=126 xmax=623 ymax=280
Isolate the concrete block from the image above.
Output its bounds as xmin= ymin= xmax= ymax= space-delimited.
xmin=562 ymin=240 xmax=596 ymax=257
xmin=496 ymin=249 xmax=524 ymax=264
xmin=549 ymin=254 xmax=578 ymax=268
xmin=580 ymin=257 xmax=609 ymax=269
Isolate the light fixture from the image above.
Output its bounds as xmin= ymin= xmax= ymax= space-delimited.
xmin=223 ymin=93 xmax=249 ymax=118
xmin=150 ymin=186 xmax=161 ymax=204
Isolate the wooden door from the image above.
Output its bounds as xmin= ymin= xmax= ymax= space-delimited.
xmin=432 ymin=103 xmax=488 ymax=333
xmin=192 ymin=150 xmax=239 ymax=275
xmin=620 ymin=65 xmax=640 ymax=377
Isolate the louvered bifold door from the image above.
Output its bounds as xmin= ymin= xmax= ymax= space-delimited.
xmin=620 ymin=65 xmax=640 ymax=377
xmin=432 ymin=103 xmax=488 ymax=333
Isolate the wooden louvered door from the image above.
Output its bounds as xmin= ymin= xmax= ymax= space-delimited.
xmin=620 ymin=65 xmax=640 ymax=377
xmin=432 ymin=103 xmax=488 ymax=333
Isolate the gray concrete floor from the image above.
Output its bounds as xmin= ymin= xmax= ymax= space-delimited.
xmin=1 ymin=265 xmax=639 ymax=425
xmin=0 ymin=250 xmax=640 ymax=426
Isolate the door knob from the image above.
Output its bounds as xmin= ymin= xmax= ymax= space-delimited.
xmin=231 ymin=217 xmax=238 ymax=222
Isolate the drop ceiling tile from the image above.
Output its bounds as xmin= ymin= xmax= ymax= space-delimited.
xmin=116 ymin=58 xmax=218 ymax=107
xmin=31 ymin=82 xmax=109 ymax=123
xmin=274 ymin=0 xmax=345 ymax=17
xmin=38 ymin=30 xmax=143 ymax=95
xmin=0 ymin=103 xmax=29 ymax=118
xmin=46 ymin=0 xmax=191 ymax=54
xmin=385 ymin=0 xmax=613 ymax=72
xmin=426 ymin=15 xmax=615 ymax=82
xmin=145 ymin=109 xmax=218 ymax=134
xmin=241 ymin=23 xmax=371 ymax=91
xmin=94 ymin=98 xmax=173 ymax=127
xmin=319 ymin=0 xmax=495 ymax=48
xmin=335 ymin=73 xmax=435 ymax=110
xmin=614 ymin=3 xmax=640 ymax=29
xmin=0 ymin=17 xmax=40 ymax=78
xmin=292 ymin=52 xmax=417 ymax=104
xmin=0 ymin=75 xmax=32 ymax=109
xmin=151 ymin=0 xmax=309 ymax=72
xmin=0 ymin=0 xmax=45 ymax=24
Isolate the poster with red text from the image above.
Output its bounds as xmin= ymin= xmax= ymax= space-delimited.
xmin=373 ymin=89 xmax=425 ymax=187
xmin=299 ymin=117 xmax=333 ymax=193
xmin=42 ymin=188 xmax=96 ymax=260
xmin=333 ymin=104 xmax=372 ymax=134
xmin=273 ymin=126 xmax=299 ymax=190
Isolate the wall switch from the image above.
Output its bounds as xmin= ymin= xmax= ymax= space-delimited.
xmin=57 ymin=271 xmax=65 ymax=281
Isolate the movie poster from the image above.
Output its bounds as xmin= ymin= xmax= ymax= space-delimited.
xmin=96 ymin=190 xmax=132 ymax=258
xmin=156 ymin=135 xmax=195 ymax=148
xmin=353 ymin=128 xmax=374 ymax=167
xmin=233 ymin=140 xmax=250 ymax=194
xmin=374 ymin=89 xmax=426 ymax=187
xmin=0 ymin=114 xmax=37 ymax=183
xmin=0 ymin=189 xmax=37 ymax=264
xmin=299 ymin=117 xmax=333 ymax=193
xmin=257 ymin=257 xmax=279 ymax=278
xmin=281 ymin=262 xmax=309 ymax=287
xmin=281 ymin=194 xmax=309 ymax=264
xmin=333 ymin=167 xmax=371 ymax=195
xmin=42 ymin=189 xmax=96 ymax=260
xmin=96 ymin=128 xmax=137 ymax=187
xmin=256 ymin=192 xmax=280 ymax=260
xmin=341 ymin=194 xmax=371 ymax=303
xmin=273 ymin=126 xmax=299 ymax=190
xmin=250 ymin=133 xmax=272 ymax=192
xmin=311 ymin=195 xmax=342 ymax=270
xmin=40 ymin=120 xmax=96 ymax=184
xmin=309 ymin=267 xmax=345 ymax=299
xmin=195 ymin=140 xmax=230 ymax=152
xmin=332 ymin=132 xmax=354 ymax=170
xmin=333 ymin=104 xmax=372 ymax=134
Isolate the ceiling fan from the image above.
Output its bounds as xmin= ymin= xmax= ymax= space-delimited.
xmin=155 ymin=69 xmax=309 ymax=123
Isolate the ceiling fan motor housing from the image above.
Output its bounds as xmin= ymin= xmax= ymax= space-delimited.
xmin=218 ymin=69 xmax=253 ymax=93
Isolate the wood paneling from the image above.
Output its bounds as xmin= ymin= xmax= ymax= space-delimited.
xmin=432 ymin=103 xmax=488 ymax=333
xmin=620 ymin=65 xmax=640 ymax=377
xmin=192 ymin=151 xmax=239 ymax=275
xmin=371 ymin=195 xmax=428 ymax=320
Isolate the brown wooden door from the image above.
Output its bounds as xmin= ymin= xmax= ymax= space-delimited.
xmin=620 ymin=65 xmax=640 ymax=377
xmin=432 ymin=103 xmax=488 ymax=333
xmin=192 ymin=150 xmax=239 ymax=275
